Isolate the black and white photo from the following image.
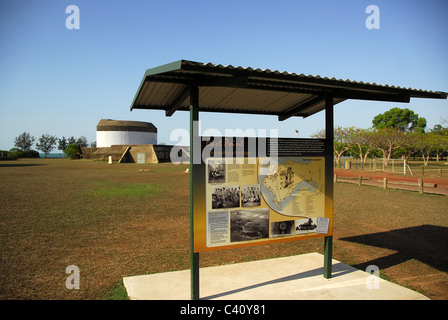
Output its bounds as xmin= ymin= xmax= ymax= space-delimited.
xmin=295 ymin=218 xmax=317 ymax=234
xmin=271 ymin=220 xmax=294 ymax=237
xmin=241 ymin=184 xmax=261 ymax=207
xmin=208 ymin=159 xmax=225 ymax=183
xmin=230 ymin=208 xmax=269 ymax=242
xmin=211 ymin=185 xmax=240 ymax=209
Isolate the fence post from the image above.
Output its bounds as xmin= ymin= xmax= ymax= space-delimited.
xmin=383 ymin=177 xmax=387 ymax=190
xmin=418 ymin=179 xmax=424 ymax=194
xmin=334 ymin=174 xmax=337 ymax=183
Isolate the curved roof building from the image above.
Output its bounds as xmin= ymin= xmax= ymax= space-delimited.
xmin=96 ymin=119 xmax=157 ymax=148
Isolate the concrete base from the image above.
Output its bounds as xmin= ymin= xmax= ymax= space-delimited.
xmin=123 ymin=253 xmax=429 ymax=300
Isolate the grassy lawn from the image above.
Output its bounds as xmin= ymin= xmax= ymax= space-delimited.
xmin=1 ymin=158 xmax=447 ymax=299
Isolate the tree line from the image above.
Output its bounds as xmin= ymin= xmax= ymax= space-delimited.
xmin=311 ymin=107 xmax=448 ymax=167
xmin=5 ymin=132 xmax=94 ymax=159
xmin=4 ymin=108 xmax=447 ymax=164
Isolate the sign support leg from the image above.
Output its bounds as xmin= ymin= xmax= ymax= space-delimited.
xmin=324 ymin=96 xmax=334 ymax=279
xmin=324 ymin=236 xmax=333 ymax=278
xmin=190 ymin=85 xmax=200 ymax=300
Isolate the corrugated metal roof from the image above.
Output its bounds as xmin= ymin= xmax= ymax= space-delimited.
xmin=130 ymin=60 xmax=447 ymax=120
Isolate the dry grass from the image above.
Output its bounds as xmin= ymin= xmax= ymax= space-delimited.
xmin=0 ymin=159 xmax=447 ymax=299
xmin=333 ymin=182 xmax=448 ymax=299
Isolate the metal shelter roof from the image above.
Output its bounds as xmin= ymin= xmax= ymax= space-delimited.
xmin=130 ymin=60 xmax=447 ymax=121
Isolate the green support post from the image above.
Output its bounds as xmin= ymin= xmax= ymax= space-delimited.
xmin=323 ymin=96 xmax=334 ymax=279
xmin=324 ymin=236 xmax=333 ymax=279
xmin=189 ymin=85 xmax=200 ymax=300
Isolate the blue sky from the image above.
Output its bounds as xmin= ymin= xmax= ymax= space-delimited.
xmin=0 ymin=0 xmax=447 ymax=150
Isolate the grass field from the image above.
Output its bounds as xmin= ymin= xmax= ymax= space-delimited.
xmin=0 ymin=158 xmax=447 ymax=300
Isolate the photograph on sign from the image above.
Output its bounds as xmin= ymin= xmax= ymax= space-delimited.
xmin=295 ymin=218 xmax=318 ymax=234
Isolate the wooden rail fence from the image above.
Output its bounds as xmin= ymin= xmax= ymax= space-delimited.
xmin=334 ymin=174 xmax=443 ymax=195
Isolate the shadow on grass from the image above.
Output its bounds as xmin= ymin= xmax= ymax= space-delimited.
xmin=0 ymin=163 xmax=47 ymax=167
xmin=339 ymin=225 xmax=448 ymax=273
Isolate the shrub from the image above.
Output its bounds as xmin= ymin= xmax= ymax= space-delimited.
xmin=65 ymin=144 xmax=82 ymax=159
xmin=1 ymin=150 xmax=16 ymax=160
xmin=7 ymin=148 xmax=40 ymax=159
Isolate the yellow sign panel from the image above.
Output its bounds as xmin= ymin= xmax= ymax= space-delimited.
xmin=193 ymin=137 xmax=332 ymax=252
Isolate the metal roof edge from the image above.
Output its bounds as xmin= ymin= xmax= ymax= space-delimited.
xmin=175 ymin=60 xmax=448 ymax=99
xmin=130 ymin=60 xmax=447 ymax=113
xmin=145 ymin=60 xmax=185 ymax=77
xmin=131 ymin=60 xmax=195 ymax=111
xmin=130 ymin=72 xmax=147 ymax=111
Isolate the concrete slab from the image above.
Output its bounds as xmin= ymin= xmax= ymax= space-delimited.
xmin=123 ymin=252 xmax=429 ymax=300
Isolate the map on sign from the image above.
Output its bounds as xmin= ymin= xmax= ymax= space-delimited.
xmin=259 ymin=157 xmax=325 ymax=217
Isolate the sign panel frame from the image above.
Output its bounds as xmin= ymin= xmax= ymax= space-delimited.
xmin=193 ymin=137 xmax=333 ymax=253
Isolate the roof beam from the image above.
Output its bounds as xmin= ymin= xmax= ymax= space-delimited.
xmin=279 ymin=96 xmax=326 ymax=121
xmin=248 ymin=78 xmax=329 ymax=93
xmin=330 ymin=89 xmax=410 ymax=103
xmin=166 ymin=85 xmax=190 ymax=117
xmin=247 ymin=78 xmax=412 ymax=102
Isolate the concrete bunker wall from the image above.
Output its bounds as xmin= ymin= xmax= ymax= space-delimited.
xmin=81 ymin=145 xmax=187 ymax=164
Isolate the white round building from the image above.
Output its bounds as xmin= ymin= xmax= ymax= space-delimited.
xmin=96 ymin=119 xmax=157 ymax=148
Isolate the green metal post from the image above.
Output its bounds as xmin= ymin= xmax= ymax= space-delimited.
xmin=190 ymin=85 xmax=200 ymax=300
xmin=324 ymin=236 xmax=333 ymax=278
xmin=324 ymin=96 xmax=334 ymax=279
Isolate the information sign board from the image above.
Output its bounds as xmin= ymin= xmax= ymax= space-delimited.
xmin=193 ymin=137 xmax=332 ymax=252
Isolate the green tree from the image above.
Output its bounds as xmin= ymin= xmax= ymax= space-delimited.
xmin=58 ymin=137 xmax=68 ymax=152
xmin=415 ymin=132 xmax=448 ymax=165
xmin=430 ymin=124 xmax=447 ymax=134
xmin=395 ymin=132 xmax=420 ymax=163
xmin=368 ymin=128 xmax=406 ymax=167
xmin=76 ymin=136 xmax=88 ymax=147
xmin=311 ymin=126 xmax=350 ymax=164
xmin=345 ymin=127 xmax=375 ymax=165
xmin=415 ymin=133 xmax=433 ymax=166
xmin=430 ymin=124 xmax=448 ymax=161
xmin=431 ymin=133 xmax=447 ymax=161
xmin=65 ymin=143 xmax=82 ymax=159
xmin=372 ymin=107 xmax=427 ymax=133
xmin=14 ymin=132 xmax=35 ymax=151
xmin=36 ymin=134 xmax=58 ymax=158
xmin=440 ymin=134 xmax=448 ymax=162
